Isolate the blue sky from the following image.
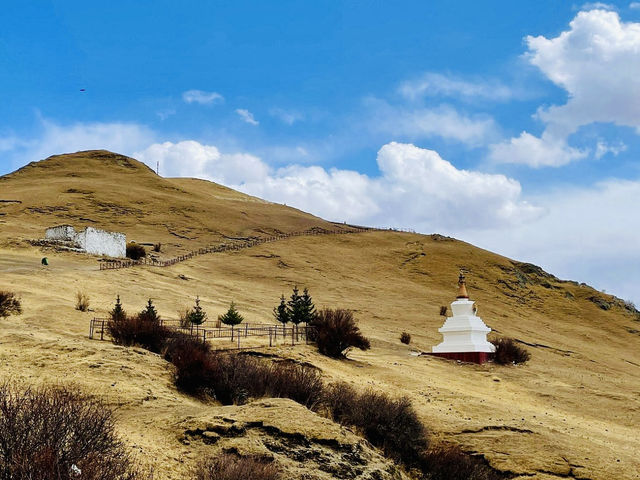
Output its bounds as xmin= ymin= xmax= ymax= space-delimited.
xmin=2 ymin=1 xmax=640 ymax=303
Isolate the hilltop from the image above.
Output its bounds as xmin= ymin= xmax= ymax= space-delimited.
xmin=0 ymin=151 xmax=639 ymax=480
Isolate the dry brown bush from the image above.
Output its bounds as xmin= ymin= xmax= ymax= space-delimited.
xmin=400 ymin=331 xmax=411 ymax=344
xmin=75 ymin=290 xmax=90 ymax=311
xmin=0 ymin=383 xmax=143 ymax=480
xmin=194 ymin=453 xmax=279 ymax=480
xmin=0 ymin=291 xmax=22 ymax=318
xmin=419 ymin=444 xmax=503 ymax=480
xmin=491 ymin=337 xmax=531 ymax=365
xmin=311 ymin=308 xmax=371 ymax=358
xmin=107 ymin=314 xmax=172 ymax=353
xmin=126 ymin=242 xmax=146 ymax=260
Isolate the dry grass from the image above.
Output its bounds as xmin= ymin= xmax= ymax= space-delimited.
xmin=75 ymin=290 xmax=90 ymax=312
xmin=193 ymin=454 xmax=279 ymax=480
xmin=0 ymin=291 xmax=22 ymax=318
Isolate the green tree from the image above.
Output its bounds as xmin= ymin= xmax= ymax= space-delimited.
xmin=300 ymin=288 xmax=316 ymax=325
xmin=273 ymin=294 xmax=290 ymax=325
xmin=287 ymin=286 xmax=305 ymax=326
xmin=110 ymin=295 xmax=126 ymax=322
xmin=186 ymin=296 xmax=207 ymax=328
xmin=139 ymin=298 xmax=159 ymax=322
xmin=218 ymin=301 xmax=244 ymax=340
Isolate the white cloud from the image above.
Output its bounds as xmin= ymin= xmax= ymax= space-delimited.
xmin=492 ymin=9 xmax=640 ymax=167
xmin=489 ymin=131 xmax=588 ymax=167
xmin=579 ymin=2 xmax=616 ymax=11
xmin=236 ymin=108 xmax=259 ymax=125
xmin=594 ymin=140 xmax=627 ymax=159
xmin=269 ymin=108 xmax=304 ymax=125
xmin=366 ymin=99 xmax=499 ymax=147
xmin=630 ymin=2 xmax=640 ymax=9
xmin=182 ymin=90 xmax=224 ymax=105
xmin=470 ymin=179 xmax=640 ymax=304
xmin=399 ymin=72 xmax=515 ymax=102
xmin=135 ymin=140 xmax=540 ymax=232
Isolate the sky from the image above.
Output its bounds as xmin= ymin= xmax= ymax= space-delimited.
xmin=1 ymin=1 xmax=640 ymax=304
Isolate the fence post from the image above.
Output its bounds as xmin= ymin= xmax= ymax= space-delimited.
xmin=100 ymin=320 xmax=105 ymax=341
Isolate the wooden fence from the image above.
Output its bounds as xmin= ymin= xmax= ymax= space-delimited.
xmin=89 ymin=317 xmax=315 ymax=349
xmin=98 ymin=226 xmax=374 ymax=271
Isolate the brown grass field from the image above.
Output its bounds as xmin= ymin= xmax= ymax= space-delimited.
xmin=1 ymin=151 xmax=639 ymax=479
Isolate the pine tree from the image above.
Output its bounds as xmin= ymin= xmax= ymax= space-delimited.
xmin=287 ymin=286 xmax=305 ymax=326
xmin=273 ymin=294 xmax=290 ymax=325
xmin=218 ymin=301 xmax=244 ymax=340
xmin=300 ymin=288 xmax=316 ymax=324
xmin=139 ymin=298 xmax=159 ymax=322
xmin=186 ymin=296 xmax=207 ymax=326
xmin=110 ymin=295 xmax=126 ymax=321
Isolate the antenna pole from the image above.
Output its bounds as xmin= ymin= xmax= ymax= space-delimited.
xmin=156 ymin=161 xmax=159 ymax=175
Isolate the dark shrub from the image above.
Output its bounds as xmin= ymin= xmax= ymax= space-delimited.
xmin=0 ymin=383 xmax=142 ymax=480
xmin=400 ymin=332 xmax=411 ymax=344
xmin=0 ymin=291 xmax=22 ymax=318
xmin=163 ymin=333 xmax=216 ymax=397
xmin=419 ymin=444 xmax=503 ymax=480
xmin=266 ymin=362 xmax=324 ymax=409
xmin=322 ymin=382 xmax=429 ymax=466
xmin=153 ymin=243 xmax=161 ymax=253
xmin=194 ymin=454 xmax=280 ymax=480
xmin=126 ymin=242 xmax=146 ymax=260
xmin=107 ymin=314 xmax=171 ymax=353
xmin=311 ymin=308 xmax=371 ymax=358
xmin=491 ymin=337 xmax=531 ymax=365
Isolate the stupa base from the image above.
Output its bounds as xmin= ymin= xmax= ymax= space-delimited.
xmin=428 ymin=351 xmax=493 ymax=364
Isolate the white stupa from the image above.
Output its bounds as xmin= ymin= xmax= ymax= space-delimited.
xmin=431 ymin=272 xmax=495 ymax=363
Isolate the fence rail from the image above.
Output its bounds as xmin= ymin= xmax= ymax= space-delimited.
xmin=89 ymin=317 xmax=315 ymax=349
xmin=97 ymin=225 xmax=401 ymax=271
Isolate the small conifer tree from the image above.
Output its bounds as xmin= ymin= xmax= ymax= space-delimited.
xmin=287 ymin=286 xmax=305 ymax=326
xmin=139 ymin=298 xmax=159 ymax=322
xmin=273 ymin=294 xmax=290 ymax=325
xmin=110 ymin=295 xmax=126 ymax=322
xmin=186 ymin=296 xmax=207 ymax=327
xmin=218 ymin=301 xmax=244 ymax=340
xmin=300 ymin=287 xmax=316 ymax=324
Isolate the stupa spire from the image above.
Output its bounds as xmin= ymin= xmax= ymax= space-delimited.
xmin=457 ymin=271 xmax=469 ymax=299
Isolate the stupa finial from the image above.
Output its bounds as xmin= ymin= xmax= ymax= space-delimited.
xmin=457 ymin=271 xmax=469 ymax=299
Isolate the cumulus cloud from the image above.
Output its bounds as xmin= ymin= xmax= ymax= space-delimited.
xmin=236 ymin=108 xmax=259 ymax=125
xmin=579 ymin=2 xmax=616 ymax=11
xmin=470 ymin=178 xmax=640 ymax=303
xmin=594 ymin=141 xmax=627 ymax=159
xmin=489 ymin=131 xmax=588 ymax=167
xmin=182 ymin=90 xmax=224 ymax=105
xmin=399 ymin=72 xmax=515 ymax=102
xmin=367 ymin=99 xmax=499 ymax=146
xmin=492 ymin=9 xmax=640 ymax=167
xmin=135 ymin=140 xmax=540 ymax=231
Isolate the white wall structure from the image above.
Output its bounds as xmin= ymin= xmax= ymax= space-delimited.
xmin=44 ymin=225 xmax=126 ymax=258
xmin=432 ymin=274 xmax=496 ymax=355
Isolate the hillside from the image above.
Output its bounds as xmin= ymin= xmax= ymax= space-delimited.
xmin=0 ymin=150 xmax=349 ymax=252
xmin=0 ymin=151 xmax=639 ymax=480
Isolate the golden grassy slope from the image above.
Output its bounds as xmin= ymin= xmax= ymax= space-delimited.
xmin=0 ymin=151 xmax=639 ymax=480
xmin=0 ymin=150 xmax=347 ymax=252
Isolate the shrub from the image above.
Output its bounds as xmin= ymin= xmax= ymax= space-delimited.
xmin=400 ymin=332 xmax=411 ymax=344
xmin=75 ymin=291 xmax=90 ymax=312
xmin=419 ymin=444 xmax=502 ymax=480
xmin=491 ymin=337 xmax=531 ymax=365
xmin=153 ymin=243 xmax=161 ymax=253
xmin=266 ymin=361 xmax=324 ymax=409
xmin=107 ymin=314 xmax=172 ymax=353
xmin=0 ymin=291 xmax=22 ymax=318
xmin=164 ymin=333 xmax=216 ymax=397
xmin=126 ymin=242 xmax=146 ymax=260
xmin=194 ymin=454 xmax=279 ymax=480
xmin=322 ymin=382 xmax=428 ymax=466
xmin=0 ymin=383 xmax=141 ymax=480
xmin=311 ymin=308 xmax=371 ymax=358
